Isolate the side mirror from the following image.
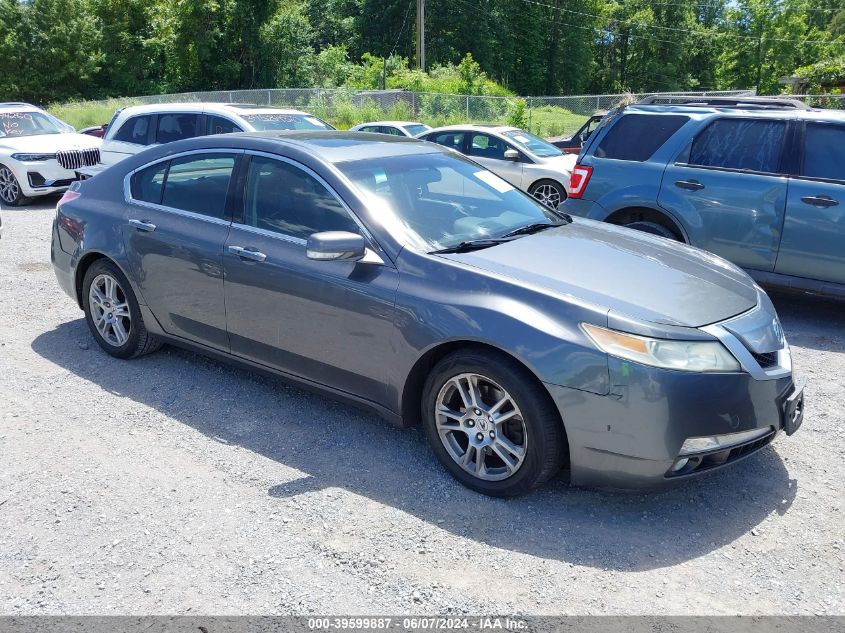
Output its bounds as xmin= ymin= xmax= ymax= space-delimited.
xmin=504 ymin=149 xmax=520 ymax=161
xmin=306 ymin=231 xmax=367 ymax=262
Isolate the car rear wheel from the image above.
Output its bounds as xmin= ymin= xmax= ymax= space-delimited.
xmin=422 ymin=349 xmax=566 ymax=497
xmin=624 ymin=220 xmax=679 ymax=241
xmin=0 ymin=165 xmax=31 ymax=207
xmin=528 ymin=179 xmax=566 ymax=209
xmin=82 ymin=259 xmax=162 ymax=359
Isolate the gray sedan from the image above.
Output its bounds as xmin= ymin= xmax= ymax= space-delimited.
xmin=51 ymin=131 xmax=804 ymax=496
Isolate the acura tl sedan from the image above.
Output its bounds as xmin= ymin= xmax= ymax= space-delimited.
xmin=51 ymin=131 xmax=804 ymax=496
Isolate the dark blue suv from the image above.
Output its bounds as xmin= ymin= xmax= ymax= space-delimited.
xmin=564 ymin=100 xmax=845 ymax=298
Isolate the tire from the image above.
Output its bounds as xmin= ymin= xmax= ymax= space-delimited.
xmin=528 ymin=179 xmax=566 ymax=210
xmin=421 ymin=348 xmax=566 ymax=497
xmin=624 ymin=220 xmax=680 ymax=241
xmin=81 ymin=259 xmax=162 ymax=359
xmin=0 ymin=164 xmax=32 ymax=207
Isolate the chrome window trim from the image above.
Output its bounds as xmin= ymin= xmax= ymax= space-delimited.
xmin=238 ymin=150 xmax=388 ymax=262
xmin=123 ymin=148 xmax=244 ymax=226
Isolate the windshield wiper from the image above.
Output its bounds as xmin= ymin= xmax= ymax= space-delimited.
xmin=502 ymin=221 xmax=568 ymax=238
xmin=430 ymin=238 xmax=513 ymax=254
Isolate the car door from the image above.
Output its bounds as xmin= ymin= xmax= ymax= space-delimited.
xmin=222 ymin=152 xmax=399 ymax=403
xmin=657 ymin=117 xmax=789 ymax=272
xmin=466 ymin=132 xmax=524 ymax=188
xmin=123 ymin=151 xmax=240 ymax=351
xmin=155 ymin=112 xmax=202 ymax=144
xmin=776 ymin=121 xmax=845 ymax=285
xmin=101 ymin=114 xmax=156 ymax=165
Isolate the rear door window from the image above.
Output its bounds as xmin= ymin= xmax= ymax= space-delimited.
xmin=427 ymin=132 xmax=466 ymax=152
xmin=802 ymin=123 xmax=845 ymax=182
xmin=688 ymin=119 xmax=786 ymax=174
xmin=160 ymin=153 xmax=236 ymax=219
xmin=155 ymin=113 xmax=201 ymax=144
xmin=131 ymin=162 xmax=168 ymax=204
xmin=595 ymin=114 xmax=689 ymax=161
xmin=113 ymin=115 xmax=153 ymax=145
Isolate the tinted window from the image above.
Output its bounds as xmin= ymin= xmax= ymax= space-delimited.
xmin=161 ymin=154 xmax=236 ymax=219
xmin=131 ymin=162 xmax=168 ymax=204
xmin=114 ymin=115 xmax=152 ymax=145
xmin=803 ymin=123 xmax=845 ymax=181
xmin=242 ymin=156 xmax=358 ymax=240
xmin=427 ymin=132 xmax=465 ymax=151
xmin=208 ymin=115 xmax=242 ymax=135
xmin=468 ymin=133 xmax=508 ymax=160
xmin=688 ymin=119 xmax=785 ymax=174
xmin=380 ymin=126 xmax=404 ymax=136
xmin=359 ymin=126 xmax=378 ymax=133
xmin=156 ymin=113 xmax=200 ymax=143
xmin=595 ymin=114 xmax=689 ymax=161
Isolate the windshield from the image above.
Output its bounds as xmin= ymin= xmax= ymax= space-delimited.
xmin=0 ymin=111 xmax=65 ymax=138
xmin=404 ymin=124 xmax=431 ymax=136
xmin=339 ymin=152 xmax=563 ymax=252
xmin=502 ymin=129 xmax=562 ymax=157
xmin=241 ymin=113 xmax=333 ymax=131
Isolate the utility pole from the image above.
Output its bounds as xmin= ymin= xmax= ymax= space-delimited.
xmin=416 ymin=0 xmax=425 ymax=71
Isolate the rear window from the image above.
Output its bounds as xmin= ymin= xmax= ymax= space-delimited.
xmin=687 ymin=119 xmax=786 ymax=174
xmin=595 ymin=114 xmax=689 ymax=161
xmin=802 ymin=123 xmax=845 ymax=182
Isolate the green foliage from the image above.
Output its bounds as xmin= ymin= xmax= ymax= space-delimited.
xmin=789 ymin=56 xmax=845 ymax=94
xmin=506 ymin=99 xmax=528 ymax=130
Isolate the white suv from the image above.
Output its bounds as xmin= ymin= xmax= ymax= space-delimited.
xmin=0 ymin=102 xmax=101 ymax=206
xmin=100 ymin=103 xmax=334 ymax=166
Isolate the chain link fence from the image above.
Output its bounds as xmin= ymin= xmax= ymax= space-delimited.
xmin=63 ymin=87 xmax=845 ymax=137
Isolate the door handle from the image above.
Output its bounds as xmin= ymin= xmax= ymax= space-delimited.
xmin=800 ymin=195 xmax=838 ymax=208
xmin=129 ymin=219 xmax=156 ymax=232
xmin=675 ymin=179 xmax=705 ymax=191
xmin=228 ymin=245 xmax=267 ymax=262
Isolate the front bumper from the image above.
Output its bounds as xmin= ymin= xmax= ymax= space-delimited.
xmin=545 ymin=358 xmax=796 ymax=490
xmin=8 ymin=159 xmax=80 ymax=197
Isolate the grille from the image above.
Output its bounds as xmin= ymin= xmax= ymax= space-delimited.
xmin=751 ymin=350 xmax=779 ymax=369
xmin=56 ymin=147 xmax=100 ymax=170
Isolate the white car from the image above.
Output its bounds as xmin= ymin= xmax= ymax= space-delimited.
xmin=0 ymin=102 xmax=101 ymax=206
xmin=99 ymin=103 xmax=334 ymax=167
xmin=418 ymin=124 xmax=577 ymax=208
xmin=350 ymin=120 xmax=432 ymax=137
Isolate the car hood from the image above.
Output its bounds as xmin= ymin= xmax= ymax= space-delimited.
xmin=0 ymin=132 xmax=101 ymax=153
xmin=438 ymin=219 xmax=758 ymax=328
xmin=535 ymin=153 xmax=577 ymax=172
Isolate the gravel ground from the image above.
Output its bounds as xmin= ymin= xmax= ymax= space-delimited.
xmin=0 ymin=199 xmax=843 ymax=616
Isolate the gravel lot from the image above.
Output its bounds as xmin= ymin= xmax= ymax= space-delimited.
xmin=0 ymin=199 xmax=843 ymax=616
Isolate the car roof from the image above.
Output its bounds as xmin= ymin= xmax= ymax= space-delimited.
xmin=115 ymin=102 xmax=310 ymax=116
xmin=425 ymin=124 xmax=520 ymax=134
xmin=182 ymin=130 xmax=446 ymax=163
xmin=354 ymin=121 xmax=427 ymax=127
xmin=0 ymin=102 xmax=42 ymax=113
xmin=624 ymin=103 xmax=845 ymax=122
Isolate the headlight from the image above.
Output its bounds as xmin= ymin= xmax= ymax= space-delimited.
xmin=11 ymin=153 xmax=56 ymax=162
xmin=582 ymin=323 xmax=741 ymax=373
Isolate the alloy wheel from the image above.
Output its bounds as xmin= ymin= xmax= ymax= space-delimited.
xmin=0 ymin=166 xmax=19 ymax=204
xmin=531 ymin=183 xmax=562 ymax=209
xmin=88 ymin=273 xmax=132 ymax=347
xmin=434 ymin=372 xmax=528 ymax=481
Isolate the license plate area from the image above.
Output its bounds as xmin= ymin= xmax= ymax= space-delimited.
xmin=782 ymin=381 xmax=805 ymax=436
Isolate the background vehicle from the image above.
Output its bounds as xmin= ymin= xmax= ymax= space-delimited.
xmin=79 ymin=125 xmax=107 ymax=138
xmin=99 ymin=103 xmax=334 ymax=166
xmin=350 ymin=121 xmax=431 ymax=137
xmin=564 ymin=97 xmax=845 ymax=298
xmin=549 ymin=112 xmax=605 ymax=154
xmin=52 ymin=131 xmax=800 ymax=496
xmin=0 ymin=102 xmax=100 ymax=206
xmin=419 ymin=124 xmax=575 ymax=208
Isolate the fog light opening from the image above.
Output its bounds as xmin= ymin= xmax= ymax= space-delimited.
xmin=670 ymin=457 xmax=690 ymax=473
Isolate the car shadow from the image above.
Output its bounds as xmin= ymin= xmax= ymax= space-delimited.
xmin=769 ymin=290 xmax=845 ymax=354
xmin=33 ymin=319 xmax=798 ymax=572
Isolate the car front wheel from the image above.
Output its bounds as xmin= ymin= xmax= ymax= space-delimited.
xmin=82 ymin=259 xmax=162 ymax=359
xmin=528 ymin=179 xmax=566 ymax=209
xmin=0 ymin=165 xmax=31 ymax=207
xmin=422 ymin=348 xmax=567 ymax=496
